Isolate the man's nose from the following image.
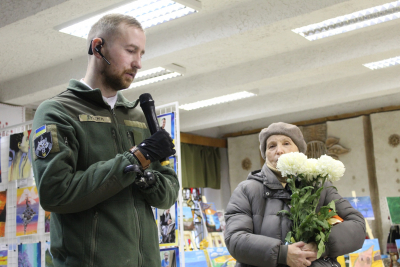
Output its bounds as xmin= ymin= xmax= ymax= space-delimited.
xmin=132 ymin=55 xmax=142 ymax=70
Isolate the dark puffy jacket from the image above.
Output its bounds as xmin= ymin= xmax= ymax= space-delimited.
xmin=225 ymin=164 xmax=365 ymax=267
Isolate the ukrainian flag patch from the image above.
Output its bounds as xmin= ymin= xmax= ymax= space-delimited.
xmin=35 ymin=125 xmax=46 ymax=137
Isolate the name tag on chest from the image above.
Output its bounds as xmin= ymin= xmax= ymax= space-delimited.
xmin=79 ymin=114 xmax=111 ymax=123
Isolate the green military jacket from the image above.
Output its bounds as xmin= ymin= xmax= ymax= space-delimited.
xmin=31 ymin=79 xmax=179 ymax=267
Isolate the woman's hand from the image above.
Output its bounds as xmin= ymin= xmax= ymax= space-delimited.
xmin=287 ymin=242 xmax=317 ymax=267
xmin=302 ymin=242 xmax=318 ymax=262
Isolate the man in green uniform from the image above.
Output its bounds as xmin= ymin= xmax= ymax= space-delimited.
xmin=31 ymin=14 xmax=179 ymax=267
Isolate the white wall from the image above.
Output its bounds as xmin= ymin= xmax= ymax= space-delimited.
xmin=227 ymin=133 xmax=261 ymax=195
xmin=326 ymin=117 xmax=370 ymax=197
xmin=371 ymin=110 xmax=400 ymax=247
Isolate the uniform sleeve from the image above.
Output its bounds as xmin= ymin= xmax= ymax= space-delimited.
xmin=321 ymin=182 xmax=366 ymax=257
xmin=137 ymin=159 xmax=179 ymax=209
xmin=224 ymin=182 xmax=282 ymax=267
xmin=31 ymin=100 xmax=141 ymax=214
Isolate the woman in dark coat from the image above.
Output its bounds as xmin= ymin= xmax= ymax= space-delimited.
xmin=224 ymin=122 xmax=365 ymax=267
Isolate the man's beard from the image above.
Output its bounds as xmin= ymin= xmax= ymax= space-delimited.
xmin=101 ymin=66 xmax=136 ymax=91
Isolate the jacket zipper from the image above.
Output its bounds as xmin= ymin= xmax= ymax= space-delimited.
xmin=127 ymin=131 xmax=135 ymax=147
xmin=111 ymin=130 xmax=118 ymax=154
xmin=111 ymin=109 xmax=125 ymax=152
xmin=132 ymin=198 xmax=143 ymax=266
xmin=90 ymin=211 xmax=99 ymax=267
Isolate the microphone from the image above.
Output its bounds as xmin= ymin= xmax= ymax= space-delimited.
xmin=139 ymin=93 xmax=170 ymax=166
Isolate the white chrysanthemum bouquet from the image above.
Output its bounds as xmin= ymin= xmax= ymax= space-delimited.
xmin=276 ymin=152 xmax=345 ymax=258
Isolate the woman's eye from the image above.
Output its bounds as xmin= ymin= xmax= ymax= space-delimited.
xmin=127 ymin=50 xmax=134 ymax=53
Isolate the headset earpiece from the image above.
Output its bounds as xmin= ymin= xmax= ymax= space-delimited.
xmin=88 ymin=37 xmax=110 ymax=65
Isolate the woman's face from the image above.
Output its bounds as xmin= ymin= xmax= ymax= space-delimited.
xmin=19 ymin=131 xmax=30 ymax=153
xmin=265 ymin=135 xmax=299 ymax=168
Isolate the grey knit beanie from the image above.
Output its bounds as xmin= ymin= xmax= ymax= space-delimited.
xmin=259 ymin=122 xmax=307 ymax=159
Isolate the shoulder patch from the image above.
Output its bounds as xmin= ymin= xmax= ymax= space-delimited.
xmin=34 ymin=132 xmax=53 ymax=159
xmin=79 ymin=114 xmax=111 ymax=123
xmin=124 ymin=120 xmax=147 ymax=129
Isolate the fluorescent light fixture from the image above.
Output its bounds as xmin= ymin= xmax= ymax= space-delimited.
xmin=179 ymin=91 xmax=257 ymax=111
xmin=128 ymin=65 xmax=184 ymax=89
xmin=293 ymin=1 xmax=400 ymax=41
xmin=363 ymin=55 xmax=400 ymax=70
xmin=59 ymin=0 xmax=198 ymax=39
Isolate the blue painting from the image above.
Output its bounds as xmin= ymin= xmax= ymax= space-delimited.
xmin=343 ymin=196 xmax=374 ymax=220
xmin=396 ymin=239 xmax=400 ymax=255
xmin=184 ymin=250 xmax=208 ymax=267
xmin=18 ymin=242 xmax=41 ymax=267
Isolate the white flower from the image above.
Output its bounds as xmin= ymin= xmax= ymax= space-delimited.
xmin=316 ymin=155 xmax=345 ymax=182
xmin=303 ymin=158 xmax=319 ymax=181
xmin=276 ymin=152 xmax=308 ymax=177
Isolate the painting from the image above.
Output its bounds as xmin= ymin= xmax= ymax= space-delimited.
xmin=0 ymin=191 xmax=6 ymax=237
xmin=160 ymin=247 xmax=180 ymax=267
xmin=206 ymin=247 xmax=236 ymax=267
xmin=0 ymin=245 xmax=7 ymax=267
xmin=158 ymin=202 xmax=178 ymax=247
xmin=386 ymin=197 xmax=400 ymax=224
xmin=343 ymin=196 xmax=374 ymax=220
xmin=169 ymin=156 xmax=177 ymax=173
xmin=16 ymin=186 xmax=39 ymax=236
xmin=216 ymin=211 xmax=226 ymax=233
xmin=349 ymin=239 xmax=383 ymax=267
xmin=157 ymin=112 xmax=175 ymax=141
xmin=181 ymin=206 xmax=194 ymax=231
xmin=8 ymin=130 xmax=32 ymax=181
xmin=184 ymin=250 xmax=208 ymax=267
xmin=396 ymin=239 xmax=400 ymax=255
xmin=45 ymin=241 xmax=54 ymax=267
xmin=45 ymin=211 xmax=51 ymax=233
xmin=18 ymin=242 xmax=41 ymax=267
xmin=200 ymin=202 xmax=222 ymax=233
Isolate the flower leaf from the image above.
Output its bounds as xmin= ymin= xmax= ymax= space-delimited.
xmin=317 ymin=240 xmax=325 ymax=259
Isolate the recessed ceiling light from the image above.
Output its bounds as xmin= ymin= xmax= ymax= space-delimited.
xmin=179 ymin=91 xmax=257 ymax=111
xmin=59 ymin=0 xmax=199 ymax=39
xmin=363 ymin=55 xmax=400 ymax=70
xmin=293 ymin=1 xmax=400 ymax=41
xmin=127 ymin=64 xmax=185 ymax=89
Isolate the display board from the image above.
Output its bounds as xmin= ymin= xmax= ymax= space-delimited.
xmin=156 ymin=102 xmax=184 ymax=267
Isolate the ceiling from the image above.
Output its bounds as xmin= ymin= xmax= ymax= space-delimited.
xmin=1 ymin=0 xmax=400 ymax=138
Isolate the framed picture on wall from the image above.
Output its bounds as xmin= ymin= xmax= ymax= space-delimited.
xmin=157 ymin=112 xmax=175 ymax=141
xmin=158 ymin=202 xmax=178 ymax=247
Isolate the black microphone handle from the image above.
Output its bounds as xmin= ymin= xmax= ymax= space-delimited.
xmin=139 ymin=93 xmax=169 ymax=165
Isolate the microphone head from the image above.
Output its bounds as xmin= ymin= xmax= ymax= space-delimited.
xmin=139 ymin=93 xmax=154 ymax=107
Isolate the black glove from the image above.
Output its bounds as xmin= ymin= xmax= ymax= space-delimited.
xmin=123 ymin=165 xmax=156 ymax=189
xmin=136 ymin=129 xmax=175 ymax=162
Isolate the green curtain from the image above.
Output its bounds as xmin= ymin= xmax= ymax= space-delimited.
xmin=181 ymin=143 xmax=221 ymax=189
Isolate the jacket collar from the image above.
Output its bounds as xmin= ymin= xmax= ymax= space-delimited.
xmin=261 ymin=164 xmax=286 ymax=190
xmin=67 ymin=79 xmax=138 ymax=109
xmin=247 ymin=164 xmax=285 ymax=190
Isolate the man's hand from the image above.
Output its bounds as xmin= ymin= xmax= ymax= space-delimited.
xmin=287 ymin=242 xmax=317 ymax=267
xmin=302 ymin=242 xmax=318 ymax=262
xmin=131 ymin=130 xmax=175 ymax=167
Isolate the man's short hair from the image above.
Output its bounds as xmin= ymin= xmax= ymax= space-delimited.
xmin=87 ymin=13 xmax=143 ymax=48
xmin=164 ymin=252 xmax=169 ymax=256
